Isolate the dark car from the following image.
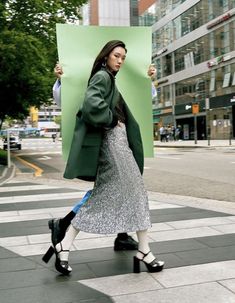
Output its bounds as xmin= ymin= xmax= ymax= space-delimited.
xmin=3 ymin=136 xmax=22 ymax=150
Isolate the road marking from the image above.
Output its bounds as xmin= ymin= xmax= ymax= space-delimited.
xmin=0 ymin=184 xmax=59 ymax=192
xmin=37 ymin=156 xmax=52 ymax=160
xmin=0 ymin=192 xmax=85 ymax=204
xmin=155 ymin=155 xmax=181 ymax=160
xmin=14 ymin=155 xmax=43 ymax=177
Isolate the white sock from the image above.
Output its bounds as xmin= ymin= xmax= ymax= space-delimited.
xmin=136 ymin=230 xmax=155 ymax=263
xmin=56 ymin=224 xmax=79 ymax=261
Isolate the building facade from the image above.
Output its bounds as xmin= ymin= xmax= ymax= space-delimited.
xmin=140 ymin=0 xmax=235 ymax=140
xmin=82 ymin=0 xmax=139 ymax=26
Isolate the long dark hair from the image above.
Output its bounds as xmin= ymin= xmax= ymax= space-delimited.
xmin=88 ymin=40 xmax=127 ymax=83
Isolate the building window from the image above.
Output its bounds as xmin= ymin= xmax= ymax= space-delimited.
xmin=223 ymin=73 xmax=231 ymax=87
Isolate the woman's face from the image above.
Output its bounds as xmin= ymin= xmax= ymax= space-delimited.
xmin=106 ymin=46 xmax=126 ymax=72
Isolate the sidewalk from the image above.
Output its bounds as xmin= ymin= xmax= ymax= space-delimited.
xmin=154 ymin=139 xmax=234 ymax=148
xmin=1 ymin=165 xmax=235 ymax=303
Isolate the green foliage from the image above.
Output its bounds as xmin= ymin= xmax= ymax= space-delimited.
xmin=0 ymin=149 xmax=7 ymax=166
xmin=0 ymin=0 xmax=87 ymax=128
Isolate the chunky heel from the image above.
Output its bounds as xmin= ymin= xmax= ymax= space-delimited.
xmin=48 ymin=219 xmax=53 ymax=230
xmin=133 ymin=256 xmax=140 ymax=273
xmin=133 ymin=250 xmax=164 ymax=273
xmin=42 ymin=246 xmax=54 ymax=263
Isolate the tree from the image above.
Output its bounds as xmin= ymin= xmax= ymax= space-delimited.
xmin=0 ymin=0 xmax=87 ymax=129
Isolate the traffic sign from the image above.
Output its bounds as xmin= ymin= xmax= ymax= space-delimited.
xmin=192 ymin=103 xmax=199 ymax=114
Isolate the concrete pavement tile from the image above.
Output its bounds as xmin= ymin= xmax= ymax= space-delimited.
xmin=227 ymin=216 xmax=235 ymax=222
xmin=196 ymin=234 xmax=235 ymax=247
xmin=0 ymin=184 xmax=59 ymax=192
xmin=150 ymin=209 xmax=230 ymax=223
xmin=0 ymin=213 xmax=52 ymax=223
xmin=149 ymin=222 xmax=174 ymax=232
xmin=0 ymin=191 xmax=84 ymax=204
xmin=211 ymin=223 xmax=235 ymax=234
xmin=0 ymin=187 xmax=80 ymax=198
xmin=149 ymin=226 xmax=221 ymax=242
xmin=0 ymin=219 xmax=51 ymax=237
xmin=112 ymin=282 xmax=235 ymax=303
xmin=0 ymin=210 xmax=18 ymax=217
xmin=0 ymin=198 xmax=76 ymax=212
xmin=0 ymin=181 xmax=40 ymax=187
xmin=175 ymin=246 xmax=235 ymax=265
xmin=0 ymin=247 xmax=18 ymax=259
xmin=148 ymin=201 xmax=184 ymax=209
xmin=73 ymin=236 xmax=122 ymax=251
xmin=220 ymin=279 xmax=235 ymax=293
xmin=0 ymin=283 xmax=114 ymax=303
xmin=67 ymin=248 xmax=126 ymax=264
xmin=0 ymin=235 xmax=28 ymax=246
xmin=79 ymin=272 xmax=162 ymax=296
xmin=167 ymin=216 xmax=235 ymax=229
xmin=0 ymin=256 xmax=38 ymax=272
xmin=151 ymin=260 xmax=235 ymax=288
xmin=86 ymin=257 xmax=134 ymax=277
xmin=0 ymin=268 xmax=57 ymax=290
xmin=150 ymin=238 xmax=208 ymax=254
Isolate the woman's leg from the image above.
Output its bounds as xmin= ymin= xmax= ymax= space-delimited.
xmin=134 ymin=229 xmax=164 ymax=273
xmin=136 ymin=230 xmax=156 ymax=263
xmin=54 ymin=224 xmax=79 ymax=275
xmin=48 ymin=190 xmax=92 ymax=246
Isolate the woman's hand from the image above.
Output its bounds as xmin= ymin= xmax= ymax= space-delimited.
xmin=54 ymin=62 xmax=63 ymax=79
xmin=147 ymin=64 xmax=156 ymax=80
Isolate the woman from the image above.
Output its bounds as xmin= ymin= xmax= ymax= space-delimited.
xmin=43 ymin=40 xmax=164 ymax=275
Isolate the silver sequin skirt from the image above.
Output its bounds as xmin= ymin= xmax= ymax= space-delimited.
xmin=71 ymin=123 xmax=151 ymax=234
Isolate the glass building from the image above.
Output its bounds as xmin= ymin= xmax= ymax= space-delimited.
xmin=140 ymin=0 xmax=235 ymax=140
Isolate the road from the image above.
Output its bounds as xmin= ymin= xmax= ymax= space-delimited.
xmin=144 ymin=147 xmax=235 ymax=202
xmin=11 ymin=138 xmax=235 ymax=202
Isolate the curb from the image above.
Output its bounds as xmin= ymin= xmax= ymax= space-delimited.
xmin=0 ymin=164 xmax=16 ymax=186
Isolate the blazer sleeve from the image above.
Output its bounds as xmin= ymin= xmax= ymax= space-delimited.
xmin=81 ymin=72 xmax=118 ymax=128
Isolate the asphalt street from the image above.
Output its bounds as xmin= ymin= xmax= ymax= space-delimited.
xmin=10 ymin=138 xmax=235 ymax=202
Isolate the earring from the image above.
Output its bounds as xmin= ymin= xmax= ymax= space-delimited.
xmin=102 ymin=61 xmax=106 ymax=67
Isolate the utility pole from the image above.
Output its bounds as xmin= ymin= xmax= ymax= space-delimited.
xmin=7 ymin=129 xmax=11 ymax=168
xmin=192 ymin=103 xmax=199 ymax=144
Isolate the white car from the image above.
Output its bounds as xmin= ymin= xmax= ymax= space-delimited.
xmin=3 ymin=136 xmax=22 ymax=150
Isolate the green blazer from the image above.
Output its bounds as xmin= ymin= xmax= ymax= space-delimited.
xmin=63 ymin=69 xmax=144 ymax=181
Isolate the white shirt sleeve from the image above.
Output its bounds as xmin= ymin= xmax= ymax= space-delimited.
xmin=52 ymin=79 xmax=61 ymax=107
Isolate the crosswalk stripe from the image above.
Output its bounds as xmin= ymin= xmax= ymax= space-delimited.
xmin=1 ymin=223 xmax=235 ymax=257
xmin=1 ymin=179 xmax=234 ymax=261
xmin=0 ymin=201 xmax=184 ymax=223
xmin=0 ymin=184 xmax=62 ymax=192
xmin=0 ymin=192 xmax=86 ymax=204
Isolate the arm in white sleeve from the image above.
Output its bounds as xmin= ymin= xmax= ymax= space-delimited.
xmin=52 ymin=79 xmax=61 ymax=107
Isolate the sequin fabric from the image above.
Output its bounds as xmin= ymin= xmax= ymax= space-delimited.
xmin=71 ymin=123 xmax=151 ymax=234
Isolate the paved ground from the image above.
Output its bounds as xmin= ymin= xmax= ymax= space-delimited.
xmin=1 ymin=139 xmax=235 ymax=303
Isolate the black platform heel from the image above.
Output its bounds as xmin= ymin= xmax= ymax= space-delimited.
xmin=42 ymin=218 xmax=61 ymax=263
xmin=133 ymin=250 xmax=164 ymax=273
xmin=42 ymin=246 xmax=54 ymax=263
xmin=54 ymin=243 xmax=72 ymax=275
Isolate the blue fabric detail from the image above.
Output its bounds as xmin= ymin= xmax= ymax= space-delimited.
xmin=72 ymin=190 xmax=92 ymax=213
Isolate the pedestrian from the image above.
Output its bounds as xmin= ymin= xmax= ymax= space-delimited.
xmin=50 ymin=63 xmax=138 ymax=252
xmin=159 ymin=125 xmax=166 ymax=142
xmin=43 ymin=40 xmax=164 ymax=275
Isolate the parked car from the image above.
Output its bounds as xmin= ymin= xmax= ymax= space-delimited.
xmin=3 ymin=136 xmax=22 ymax=150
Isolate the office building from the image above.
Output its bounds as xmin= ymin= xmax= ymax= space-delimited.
xmin=82 ymin=0 xmax=138 ymax=26
xmin=140 ymin=0 xmax=235 ymax=140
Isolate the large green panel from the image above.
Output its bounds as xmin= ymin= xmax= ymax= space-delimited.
xmin=56 ymin=24 xmax=153 ymax=160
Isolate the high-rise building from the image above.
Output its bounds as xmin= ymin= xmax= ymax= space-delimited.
xmin=82 ymin=0 xmax=132 ymax=26
xmin=140 ymin=0 xmax=235 ymax=140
